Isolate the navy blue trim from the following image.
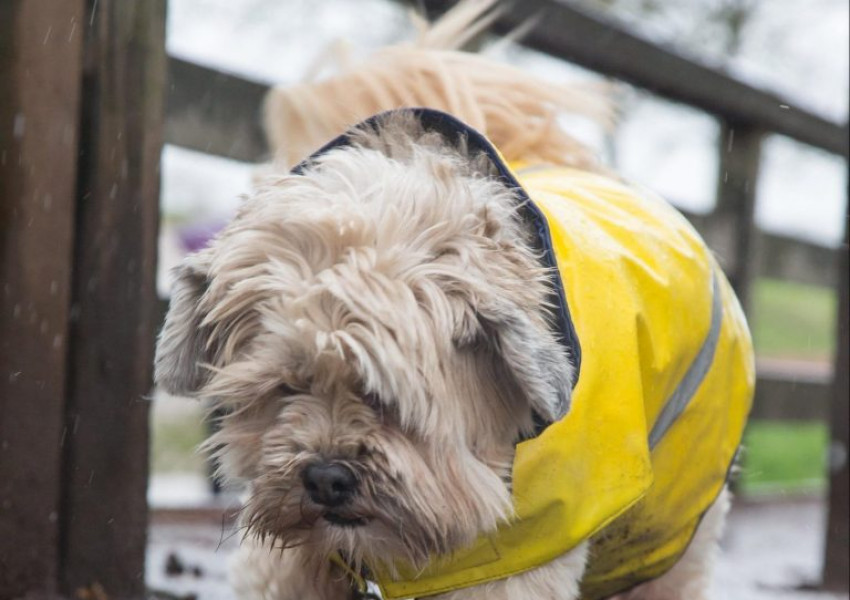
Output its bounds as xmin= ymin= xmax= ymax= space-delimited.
xmin=292 ymin=108 xmax=582 ymax=422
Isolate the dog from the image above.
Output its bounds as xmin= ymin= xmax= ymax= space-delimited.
xmin=155 ymin=3 xmax=754 ymax=599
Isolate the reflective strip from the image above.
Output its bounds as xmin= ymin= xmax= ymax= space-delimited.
xmin=648 ymin=274 xmax=723 ymax=450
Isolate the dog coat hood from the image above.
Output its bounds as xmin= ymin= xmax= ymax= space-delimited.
xmin=299 ymin=109 xmax=755 ymax=600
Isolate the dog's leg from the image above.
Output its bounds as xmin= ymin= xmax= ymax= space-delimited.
xmin=431 ymin=541 xmax=589 ymax=600
xmin=610 ymin=486 xmax=731 ymax=600
xmin=229 ymin=536 xmax=352 ymax=600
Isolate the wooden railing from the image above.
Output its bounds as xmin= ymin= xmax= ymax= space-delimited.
xmin=165 ymin=57 xmax=843 ymax=286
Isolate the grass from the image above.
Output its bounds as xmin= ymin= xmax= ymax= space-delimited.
xmin=150 ymin=410 xmax=207 ymax=474
xmin=740 ymin=279 xmax=833 ymax=496
xmin=739 ymin=421 xmax=829 ymax=496
xmin=750 ymin=278 xmax=836 ymax=360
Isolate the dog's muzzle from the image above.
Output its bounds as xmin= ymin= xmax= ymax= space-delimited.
xmin=302 ymin=461 xmax=358 ymax=507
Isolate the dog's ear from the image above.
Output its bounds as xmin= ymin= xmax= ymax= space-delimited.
xmin=458 ymin=297 xmax=573 ymax=425
xmin=155 ymin=258 xmax=216 ymax=396
xmin=487 ymin=305 xmax=573 ymax=425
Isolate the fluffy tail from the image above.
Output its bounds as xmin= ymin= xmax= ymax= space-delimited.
xmin=264 ymin=0 xmax=610 ymax=170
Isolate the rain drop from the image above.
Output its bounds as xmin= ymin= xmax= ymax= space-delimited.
xmin=829 ymin=441 xmax=847 ymax=474
xmin=13 ymin=114 xmax=25 ymax=139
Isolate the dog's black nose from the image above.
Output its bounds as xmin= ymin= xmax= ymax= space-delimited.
xmin=302 ymin=462 xmax=358 ymax=506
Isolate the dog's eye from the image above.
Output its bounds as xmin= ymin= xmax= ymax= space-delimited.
xmin=277 ymin=383 xmax=301 ymax=397
xmin=361 ymin=391 xmax=383 ymax=413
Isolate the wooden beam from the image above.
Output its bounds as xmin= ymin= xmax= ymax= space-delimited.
xmin=707 ymin=122 xmax=763 ymax=311
xmin=166 ymin=57 xmax=269 ymax=163
xmin=0 ymin=1 xmax=85 ymax=596
xmin=422 ymin=0 xmax=849 ymax=157
xmin=161 ymin=64 xmax=842 ymax=290
xmin=749 ymin=374 xmax=831 ymax=422
xmin=59 ymin=0 xmax=166 ymax=596
xmin=756 ymin=231 xmax=838 ymax=288
xmin=822 ymin=177 xmax=849 ymax=591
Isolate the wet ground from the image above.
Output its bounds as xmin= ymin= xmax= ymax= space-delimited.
xmin=146 ymin=492 xmax=848 ymax=600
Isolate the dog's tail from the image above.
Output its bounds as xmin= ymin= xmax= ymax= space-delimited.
xmin=264 ymin=0 xmax=611 ymax=170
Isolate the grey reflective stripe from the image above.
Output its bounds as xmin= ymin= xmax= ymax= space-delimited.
xmin=648 ymin=274 xmax=723 ymax=450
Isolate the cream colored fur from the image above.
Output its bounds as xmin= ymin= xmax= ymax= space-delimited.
xmin=230 ymin=541 xmax=350 ymax=600
xmin=263 ymin=1 xmax=610 ymax=172
xmin=155 ymin=1 xmax=733 ymax=599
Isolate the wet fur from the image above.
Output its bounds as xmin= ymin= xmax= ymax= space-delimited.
xmin=155 ymin=1 xmax=731 ymax=598
xmin=156 ymin=114 xmax=572 ymax=572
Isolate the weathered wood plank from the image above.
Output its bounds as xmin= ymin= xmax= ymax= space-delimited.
xmin=822 ymin=194 xmax=849 ymax=591
xmin=424 ymin=0 xmax=848 ymax=156
xmin=750 ymin=374 xmax=831 ymax=422
xmin=162 ymin=60 xmax=841 ymax=289
xmin=0 ymin=1 xmax=85 ymax=596
xmin=756 ymin=231 xmax=838 ymax=288
xmin=59 ymin=0 xmax=166 ymax=596
xmin=166 ymin=57 xmax=269 ymax=163
xmin=705 ymin=122 xmax=763 ymax=311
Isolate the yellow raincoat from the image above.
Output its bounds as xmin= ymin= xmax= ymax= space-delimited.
xmin=307 ymin=110 xmax=755 ymax=600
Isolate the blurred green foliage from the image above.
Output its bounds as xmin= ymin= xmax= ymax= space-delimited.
xmin=150 ymin=410 xmax=207 ymax=474
xmin=751 ymin=278 xmax=836 ymax=360
xmin=740 ymin=421 xmax=828 ymax=495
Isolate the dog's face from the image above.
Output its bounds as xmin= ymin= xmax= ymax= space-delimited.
xmin=155 ymin=116 xmax=573 ymax=568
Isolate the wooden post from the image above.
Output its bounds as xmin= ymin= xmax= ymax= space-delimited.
xmin=0 ymin=2 xmax=85 ymax=597
xmin=59 ymin=1 xmax=166 ymax=597
xmin=2 ymin=1 xmax=164 ymax=596
xmin=708 ymin=120 xmax=763 ymax=312
xmin=822 ymin=172 xmax=849 ymax=592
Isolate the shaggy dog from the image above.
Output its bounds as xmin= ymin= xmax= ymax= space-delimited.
xmin=155 ymin=3 xmax=752 ymax=599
